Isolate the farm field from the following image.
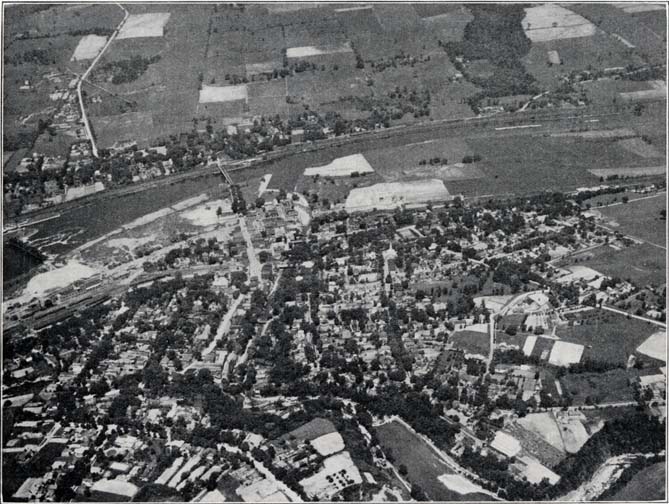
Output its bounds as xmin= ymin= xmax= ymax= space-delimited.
xmin=375 ymin=420 xmax=492 ymax=501
xmin=87 ymin=4 xmax=213 ymax=142
xmin=555 ymin=310 xmax=660 ymax=365
xmin=573 ymin=242 xmax=665 ymax=287
xmin=569 ymin=4 xmax=666 ymax=65
xmin=3 ymin=4 xmax=123 ymax=38
xmin=610 ymin=462 xmax=666 ymax=501
xmin=597 ymin=194 xmax=666 ymax=247
xmin=448 ymin=133 xmax=649 ymax=197
xmin=521 ymin=4 xmax=596 ymax=42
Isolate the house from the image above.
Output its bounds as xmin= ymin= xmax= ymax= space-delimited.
xmin=291 ymin=128 xmax=305 ymax=144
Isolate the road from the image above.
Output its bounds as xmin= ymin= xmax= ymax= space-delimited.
xmin=202 ymin=293 xmax=245 ymax=356
xmin=239 ymin=217 xmax=261 ymax=280
xmin=76 ymin=3 xmax=128 ymax=158
xmin=599 ymin=304 xmax=666 ymax=328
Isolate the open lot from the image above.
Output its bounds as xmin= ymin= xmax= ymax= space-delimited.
xmin=449 ymin=330 xmax=490 ymax=357
xmin=559 ymin=369 xmax=634 ymax=406
xmin=375 ymin=420 xmax=491 ymax=501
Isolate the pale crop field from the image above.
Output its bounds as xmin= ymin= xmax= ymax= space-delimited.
xmin=517 ymin=413 xmax=565 ymax=452
xmin=636 ymin=331 xmax=666 ymax=362
xmin=117 ymin=12 xmax=171 ymax=39
xmin=548 ymin=341 xmax=585 ymax=366
xmin=71 ymin=34 xmax=107 ymax=61
xmin=304 ymin=154 xmax=374 ymax=177
xmin=589 ymin=166 xmax=666 ymax=178
xmin=522 ymin=5 xmax=596 ymax=42
xmin=345 ymin=179 xmax=450 ymax=212
xmin=286 ymin=42 xmax=352 ymax=58
xmin=199 ymin=84 xmax=248 ymax=104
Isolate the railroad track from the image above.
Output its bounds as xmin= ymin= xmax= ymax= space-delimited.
xmin=9 ymin=105 xmax=636 ymax=221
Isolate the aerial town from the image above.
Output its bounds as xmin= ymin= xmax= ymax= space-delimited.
xmin=3 ymin=2 xmax=667 ymax=503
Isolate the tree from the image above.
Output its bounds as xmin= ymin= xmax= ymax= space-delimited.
xmin=399 ymin=464 xmax=408 ymax=476
xmin=410 ymin=484 xmax=428 ymax=501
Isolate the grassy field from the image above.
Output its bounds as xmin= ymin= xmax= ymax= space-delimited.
xmin=375 ymin=420 xmax=492 ymax=501
xmin=598 ymin=194 xmax=666 ymax=247
xmin=449 ymin=330 xmax=490 ymax=356
xmin=556 ymin=310 xmax=659 ymax=365
xmin=610 ymin=462 xmax=666 ymax=501
xmin=572 ymin=243 xmax=665 ymax=287
xmin=559 ymin=369 xmax=634 ymax=405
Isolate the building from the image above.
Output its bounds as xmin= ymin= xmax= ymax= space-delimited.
xmin=90 ymin=479 xmax=139 ymax=501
